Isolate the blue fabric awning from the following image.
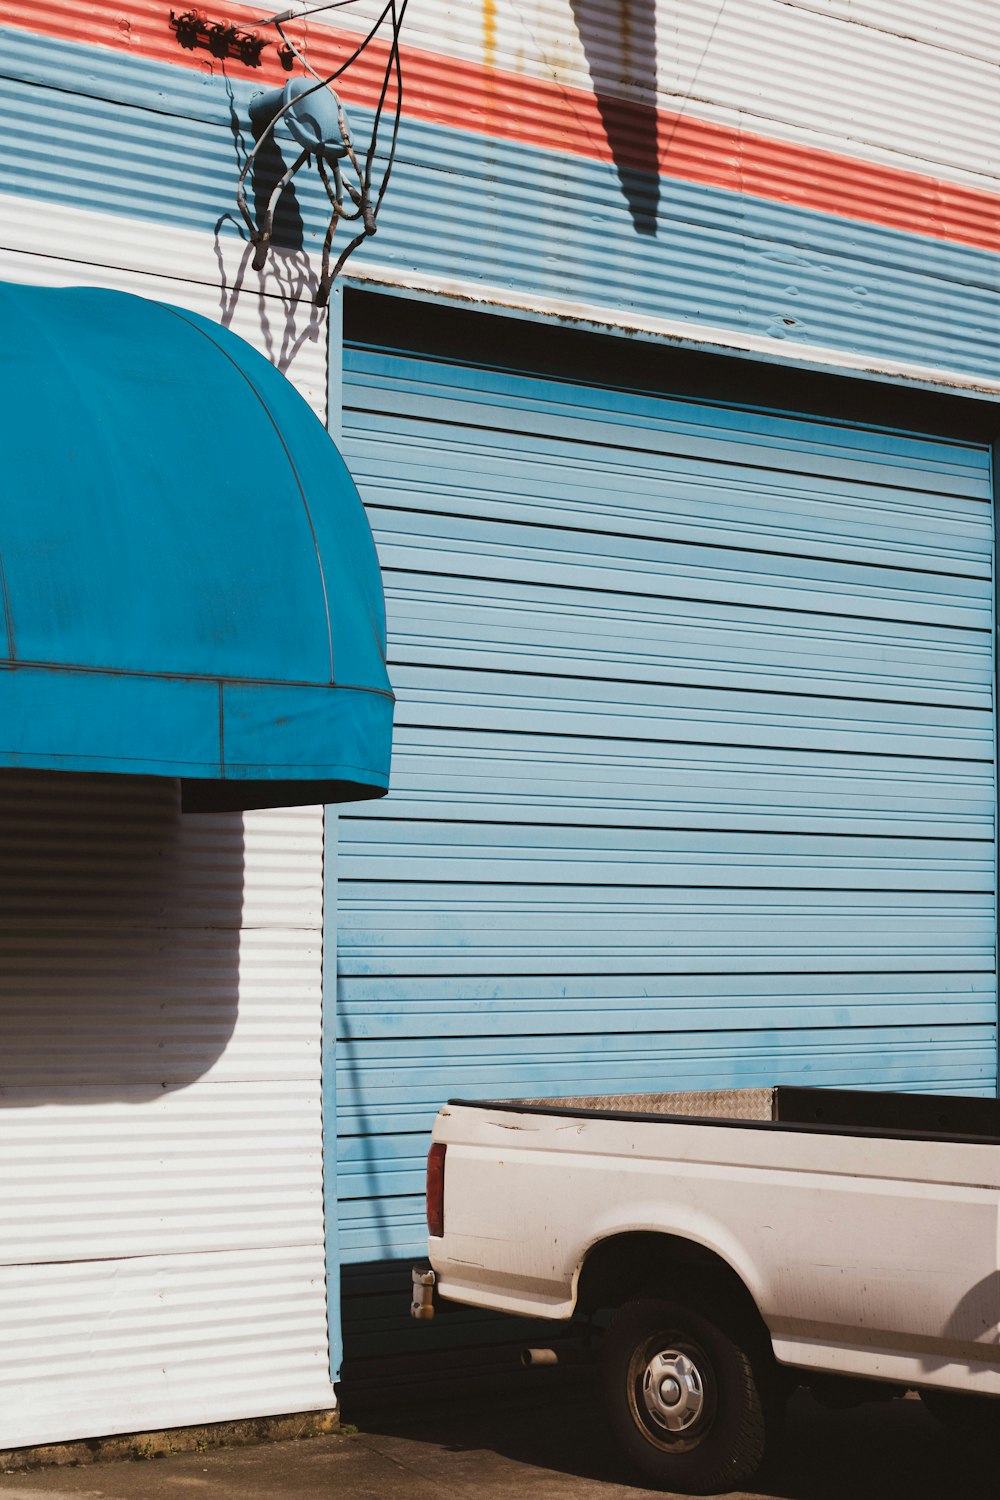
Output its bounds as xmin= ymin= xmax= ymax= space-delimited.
xmin=0 ymin=281 xmax=393 ymax=810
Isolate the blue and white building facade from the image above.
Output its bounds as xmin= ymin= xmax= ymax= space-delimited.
xmin=1 ymin=0 xmax=998 ymax=1441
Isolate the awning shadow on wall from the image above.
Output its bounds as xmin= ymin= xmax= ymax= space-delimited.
xmin=0 ymin=771 xmax=241 ymax=1106
xmin=569 ymin=0 xmax=660 ymax=235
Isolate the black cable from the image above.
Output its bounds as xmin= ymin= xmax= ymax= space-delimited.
xmin=233 ymin=0 xmax=409 ymax=303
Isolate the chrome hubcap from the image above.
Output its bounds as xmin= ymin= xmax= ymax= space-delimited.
xmin=641 ymin=1350 xmax=705 ymax=1433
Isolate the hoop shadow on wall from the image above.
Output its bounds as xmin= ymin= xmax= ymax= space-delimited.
xmin=247 ymin=105 xmax=307 ymax=254
xmin=569 ymin=0 xmax=659 ymax=235
xmin=224 ymin=79 xmax=306 ymax=257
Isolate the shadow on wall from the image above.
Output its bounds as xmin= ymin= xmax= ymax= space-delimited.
xmin=232 ymin=77 xmax=308 ymax=259
xmin=212 ymin=225 xmax=327 ymax=374
xmin=569 ymin=0 xmax=660 ymax=235
xmin=0 ymin=770 xmax=241 ymax=1106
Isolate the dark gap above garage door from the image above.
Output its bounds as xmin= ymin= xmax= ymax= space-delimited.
xmin=345 ymin=290 xmax=1000 ymax=445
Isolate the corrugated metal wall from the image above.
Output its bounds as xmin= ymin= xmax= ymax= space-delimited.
xmin=3 ymin=2 xmax=1000 ymax=385
xmin=4 ymin=0 xmax=1000 ymax=1418
xmin=0 ymin=774 xmax=333 ymax=1446
xmin=0 ymin=179 xmax=342 ymax=1443
xmin=333 ymin=315 xmax=997 ymax=1377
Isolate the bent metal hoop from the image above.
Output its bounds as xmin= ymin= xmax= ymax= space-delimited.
xmin=230 ymin=0 xmax=409 ymax=305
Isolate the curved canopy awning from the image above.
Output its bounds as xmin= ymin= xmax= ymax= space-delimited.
xmin=0 ymin=282 xmax=393 ymax=810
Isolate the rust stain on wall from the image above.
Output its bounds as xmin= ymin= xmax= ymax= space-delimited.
xmin=482 ymin=0 xmax=497 ymax=71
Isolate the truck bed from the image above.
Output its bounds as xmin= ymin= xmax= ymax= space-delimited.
xmin=453 ymin=1085 xmax=1000 ymax=1144
xmin=430 ymin=1085 xmax=1000 ymax=1401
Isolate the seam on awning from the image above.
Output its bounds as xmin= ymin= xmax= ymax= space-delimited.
xmin=0 ymin=547 xmax=14 ymax=661
xmin=0 ymin=658 xmax=393 ymax=696
xmin=160 ymin=304 xmax=337 ymax=686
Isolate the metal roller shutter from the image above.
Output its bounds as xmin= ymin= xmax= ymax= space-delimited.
xmin=335 ymin=328 xmax=996 ymax=1383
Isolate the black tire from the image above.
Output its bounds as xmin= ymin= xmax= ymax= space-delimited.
xmin=920 ymin=1387 xmax=1000 ymax=1441
xmin=601 ymin=1296 xmax=772 ymax=1494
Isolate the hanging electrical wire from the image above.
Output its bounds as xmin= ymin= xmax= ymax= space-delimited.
xmin=235 ymin=0 xmax=409 ymax=306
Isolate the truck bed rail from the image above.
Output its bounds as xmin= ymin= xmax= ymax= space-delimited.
xmin=447 ymin=1085 xmax=1000 ymax=1145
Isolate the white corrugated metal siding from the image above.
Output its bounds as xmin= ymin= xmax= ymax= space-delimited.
xmin=0 ymin=773 xmax=333 ymax=1447
xmin=310 ymin=0 xmax=1000 ymax=179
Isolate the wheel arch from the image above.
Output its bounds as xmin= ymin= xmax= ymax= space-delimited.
xmin=575 ymin=1229 xmax=773 ymax=1351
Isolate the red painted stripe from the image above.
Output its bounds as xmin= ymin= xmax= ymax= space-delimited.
xmin=8 ymin=1 xmax=1000 ymax=254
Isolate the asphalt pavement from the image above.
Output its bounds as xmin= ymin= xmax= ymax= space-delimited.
xmin=0 ymin=1383 xmax=994 ymax=1500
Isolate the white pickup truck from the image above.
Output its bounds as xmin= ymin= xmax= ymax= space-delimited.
xmin=411 ymin=1085 xmax=1000 ymax=1493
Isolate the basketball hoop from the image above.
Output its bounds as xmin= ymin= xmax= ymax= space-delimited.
xmin=235 ymin=0 xmax=409 ymax=306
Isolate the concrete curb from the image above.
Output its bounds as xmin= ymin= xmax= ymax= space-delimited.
xmin=0 ymin=1409 xmax=340 ymax=1472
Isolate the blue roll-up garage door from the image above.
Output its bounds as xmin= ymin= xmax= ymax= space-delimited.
xmin=334 ymin=315 xmax=996 ymax=1380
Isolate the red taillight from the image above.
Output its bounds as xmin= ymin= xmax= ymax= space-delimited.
xmin=426 ymin=1142 xmax=446 ymax=1238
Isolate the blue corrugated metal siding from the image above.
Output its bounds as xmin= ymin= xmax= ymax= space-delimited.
xmin=336 ymin=346 xmax=997 ymax=1272
xmin=4 ymin=30 xmax=1000 ymax=381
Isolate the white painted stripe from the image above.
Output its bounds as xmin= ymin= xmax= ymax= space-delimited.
xmin=771 ymin=0 xmax=1000 ymax=64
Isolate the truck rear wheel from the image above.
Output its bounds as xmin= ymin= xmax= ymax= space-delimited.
xmin=602 ymin=1296 xmax=770 ymax=1494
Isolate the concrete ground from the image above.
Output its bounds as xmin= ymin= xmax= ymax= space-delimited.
xmin=0 ymin=1383 xmax=993 ymax=1500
